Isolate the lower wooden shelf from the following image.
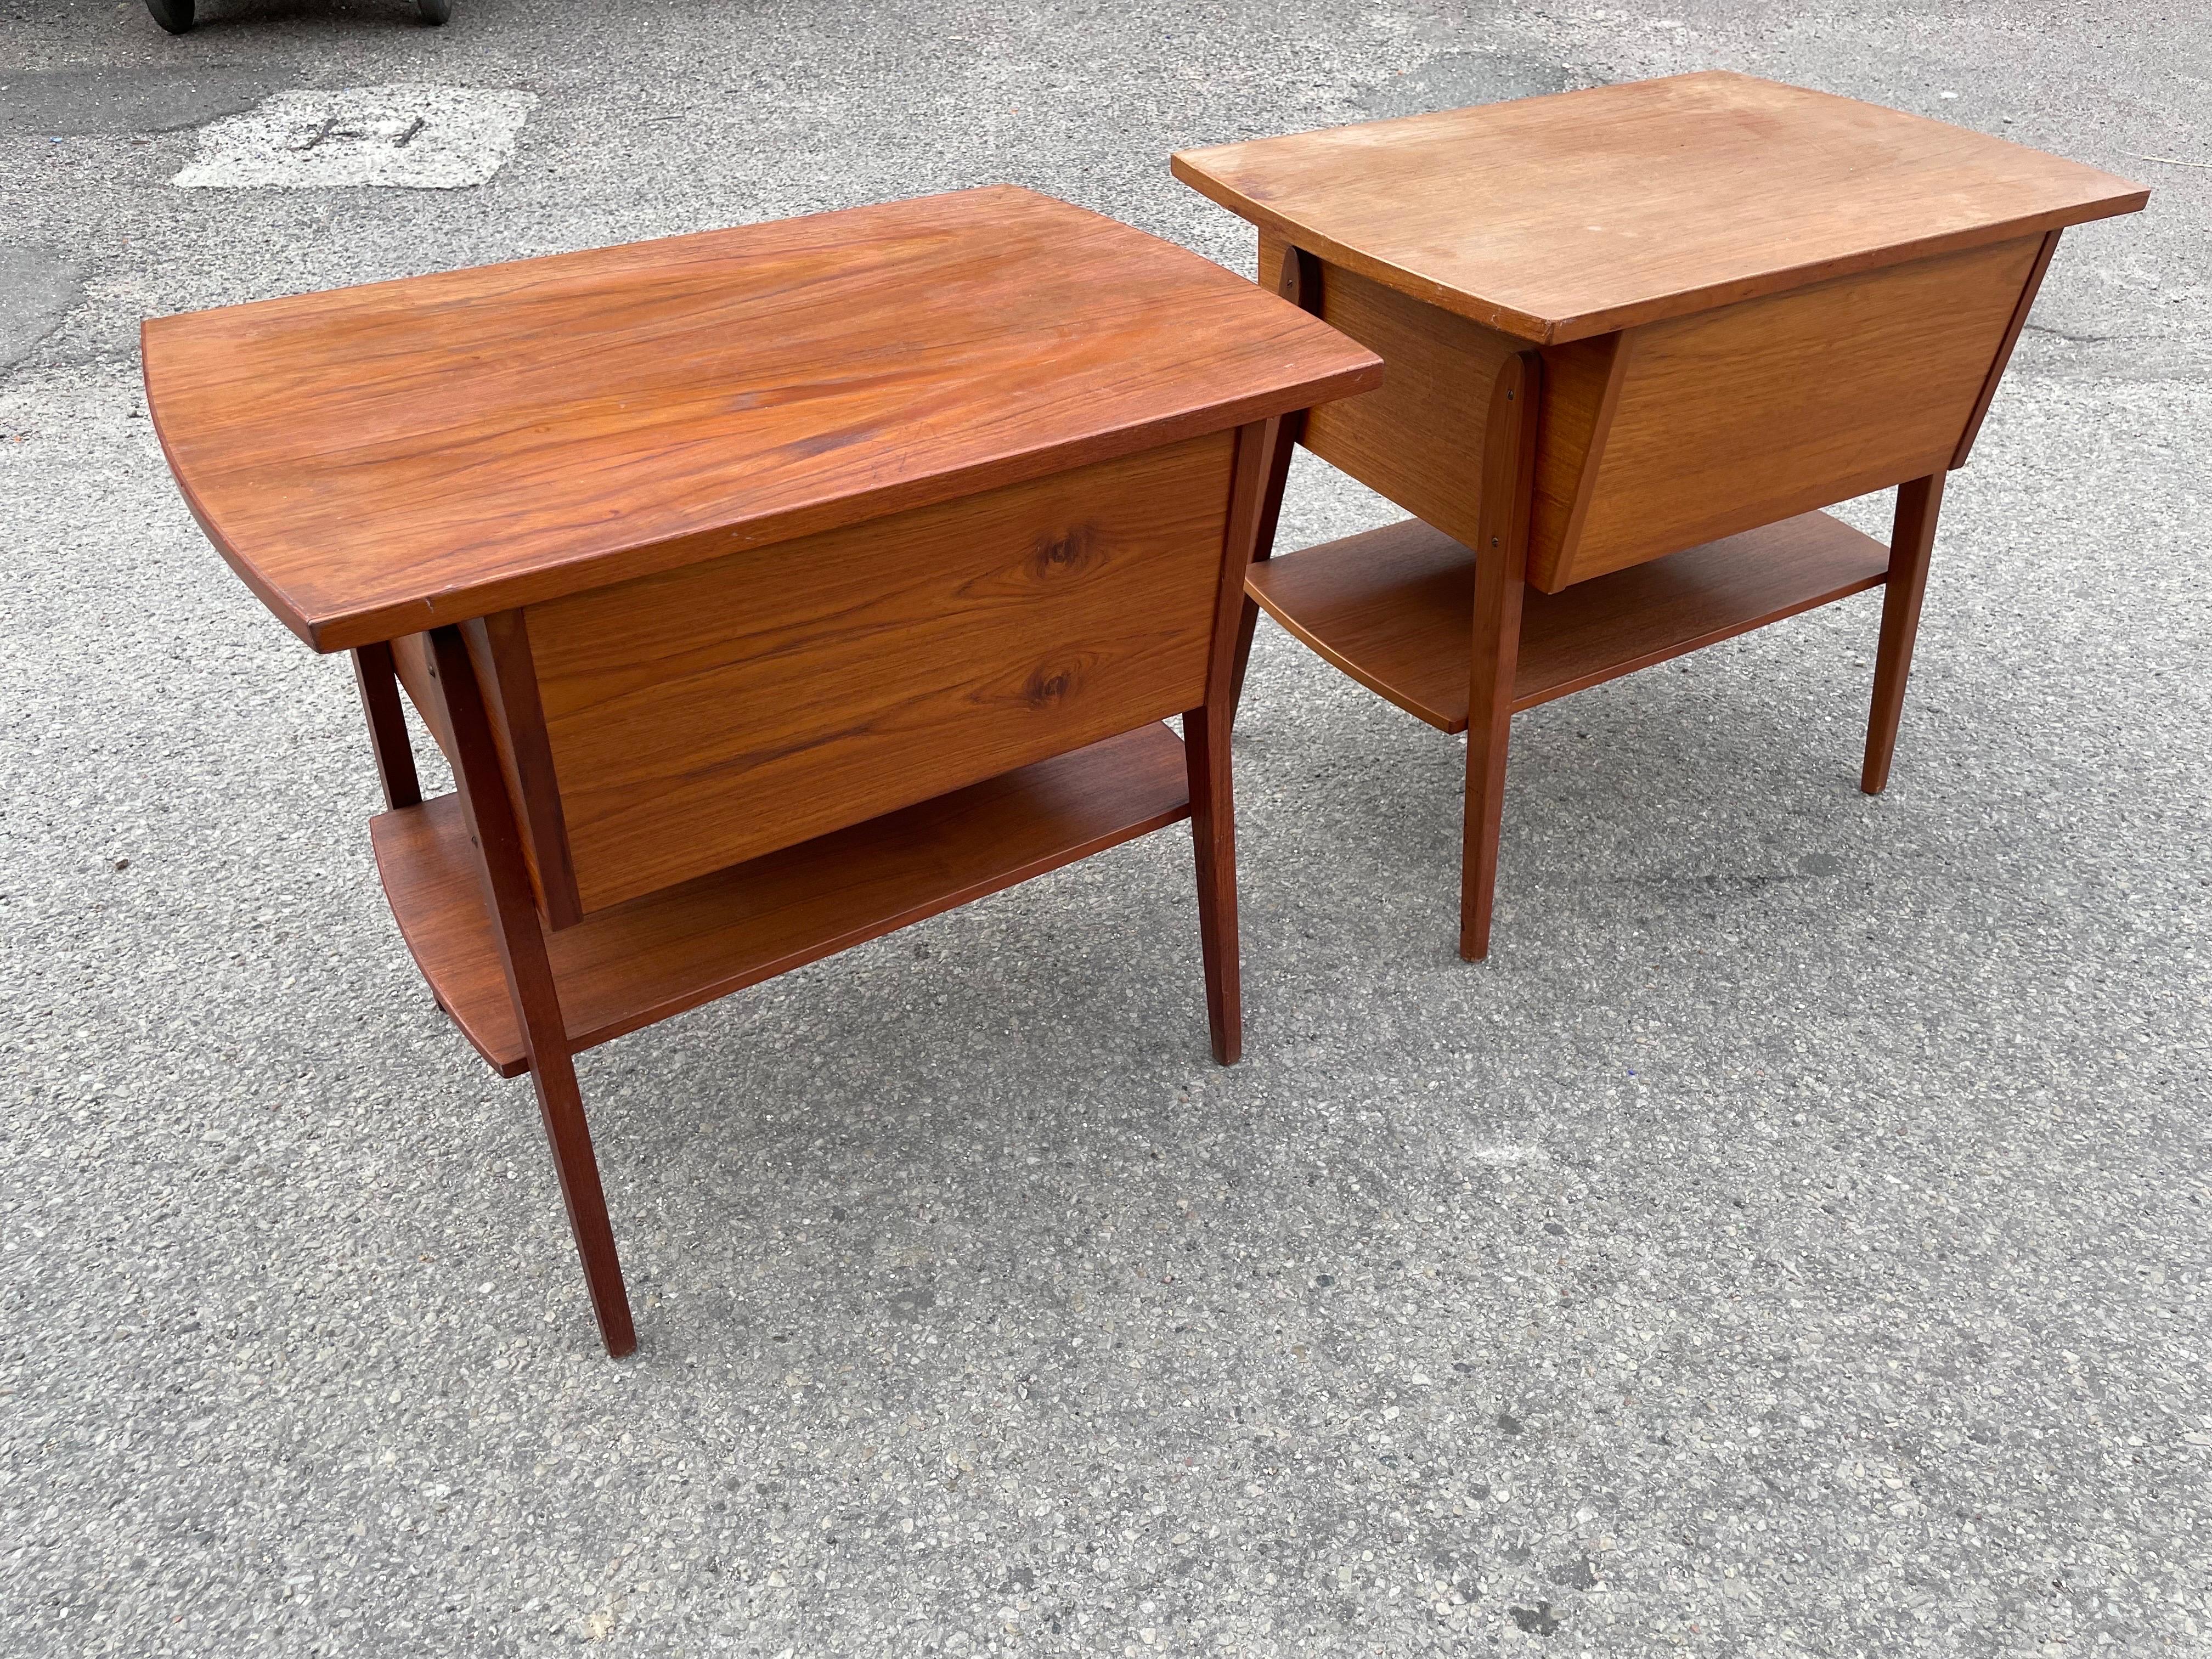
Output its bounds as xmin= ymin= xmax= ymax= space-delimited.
xmin=1245 ymin=511 xmax=1893 ymax=733
xmin=370 ymin=723 xmax=1193 ymax=1077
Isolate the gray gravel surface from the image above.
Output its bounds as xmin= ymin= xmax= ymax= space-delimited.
xmin=3 ymin=2 xmax=2208 ymax=1655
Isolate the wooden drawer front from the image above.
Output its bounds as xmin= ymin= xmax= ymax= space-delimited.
xmin=1542 ymin=234 xmax=2042 ymax=589
xmin=524 ymin=431 xmax=1237 ymax=914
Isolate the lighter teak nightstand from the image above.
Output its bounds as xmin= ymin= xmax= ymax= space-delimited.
xmin=1173 ymin=71 xmax=2147 ymax=959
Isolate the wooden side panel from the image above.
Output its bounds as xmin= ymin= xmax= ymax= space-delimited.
xmin=1268 ymin=230 xmax=1518 ymax=551
xmin=1530 ymin=332 xmax=1629 ymax=576
xmin=1953 ymin=229 xmax=2061 ymax=467
xmin=1543 ymin=234 xmax=2042 ymax=589
xmin=526 ymin=432 xmax=1239 ymax=913
xmin=390 ymin=631 xmax=455 ymax=763
xmin=1260 ymin=230 xmax=1614 ymax=574
xmin=391 ymin=625 xmax=579 ymax=925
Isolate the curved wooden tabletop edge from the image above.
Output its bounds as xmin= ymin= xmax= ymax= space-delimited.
xmin=145 ymin=359 xmax=1384 ymax=655
xmin=1170 ymin=155 xmax=2146 ymax=346
xmin=139 ymin=320 xmax=329 ymax=651
xmin=139 ymin=186 xmax=1385 ymax=654
xmin=1168 ymin=73 xmax=2151 ymax=346
xmin=1169 ymin=156 xmax=1559 ymax=342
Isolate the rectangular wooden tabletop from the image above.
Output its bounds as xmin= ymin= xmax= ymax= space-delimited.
xmin=142 ymin=185 xmax=1380 ymax=652
xmin=1173 ymin=71 xmax=2146 ymax=345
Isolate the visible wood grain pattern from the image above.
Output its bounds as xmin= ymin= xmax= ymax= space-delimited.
xmin=390 ymin=624 xmax=579 ymax=922
xmin=463 ymin=612 xmax=582 ymax=929
xmin=1231 ymin=242 xmax=1323 ymax=709
xmin=1530 ymin=331 xmax=1630 ymax=578
xmin=369 ymin=725 xmax=1195 ymax=1076
xmin=1460 ymin=354 xmax=1541 ymax=962
xmin=1257 ymin=227 xmax=1624 ymax=589
xmin=1175 ymin=71 xmax=2147 ymax=344
xmin=1953 ymin=228 xmax=2062 ymax=467
xmin=1244 ymin=511 xmax=1892 ymax=733
xmin=1278 ymin=230 xmax=1520 ymax=554
xmin=1540 ymin=235 xmax=2040 ymax=589
xmin=1863 ymin=473 xmax=1946 ymax=795
xmin=142 ymin=186 xmax=1381 ymax=652
xmin=352 ymin=641 xmax=421 ymax=811
xmin=524 ymin=432 xmax=1235 ymax=914
xmin=388 ymin=630 xmax=454 ymax=764
xmin=429 ymin=627 xmax=636 ymax=1358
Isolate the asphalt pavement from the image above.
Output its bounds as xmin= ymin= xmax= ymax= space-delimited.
xmin=3 ymin=2 xmax=2208 ymax=1655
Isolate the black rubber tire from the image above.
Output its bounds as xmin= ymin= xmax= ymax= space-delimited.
xmin=144 ymin=0 xmax=195 ymax=33
xmin=416 ymin=0 xmax=451 ymax=21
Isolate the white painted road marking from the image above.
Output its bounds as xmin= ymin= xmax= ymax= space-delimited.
xmin=173 ymin=84 xmax=535 ymax=189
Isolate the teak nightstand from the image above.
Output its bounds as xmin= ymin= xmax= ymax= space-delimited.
xmin=143 ymin=187 xmax=1380 ymax=1355
xmin=1173 ymin=71 xmax=2147 ymax=959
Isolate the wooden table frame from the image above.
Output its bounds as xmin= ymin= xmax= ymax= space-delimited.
xmin=344 ymin=420 xmax=1273 ymax=1356
xmin=1180 ymin=76 xmax=2146 ymax=960
xmin=144 ymin=188 xmax=1381 ymax=1356
xmin=1235 ymin=242 xmax=1954 ymax=960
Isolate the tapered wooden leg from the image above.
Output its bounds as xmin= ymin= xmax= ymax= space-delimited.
xmin=1186 ymin=418 xmax=1277 ymax=1064
xmin=1461 ymin=545 xmax=1526 ymax=963
xmin=352 ymin=640 xmax=421 ymax=810
xmin=1182 ymin=706 xmax=1241 ymax=1065
xmin=1862 ymin=471 xmax=1947 ymax=796
xmin=430 ymin=626 xmax=637 ymax=1357
xmin=514 ymin=1042 xmax=637 ymax=1357
xmin=1459 ymin=353 xmax=1542 ymax=962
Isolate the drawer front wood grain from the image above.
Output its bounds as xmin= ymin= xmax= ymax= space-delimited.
xmin=1543 ymin=234 xmax=2042 ymax=589
xmin=526 ymin=431 xmax=1238 ymax=913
